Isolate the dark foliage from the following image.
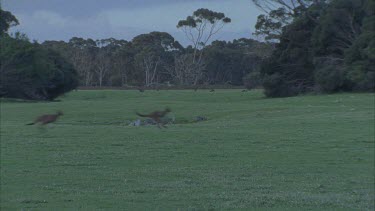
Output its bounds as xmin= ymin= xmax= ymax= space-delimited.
xmin=259 ymin=0 xmax=374 ymax=97
xmin=0 ymin=35 xmax=78 ymax=100
xmin=204 ymin=39 xmax=270 ymax=85
xmin=0 ymin=5 xmax=19 ymax=35
xmin=243 ymin=71 xmax=262 ymax=90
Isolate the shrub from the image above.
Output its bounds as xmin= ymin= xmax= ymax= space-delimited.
xmin=243 ymin=71 xmax=262 ymax=90
xmin=314 ymin=65 xmax=346 ymax=93
xmin=263 ymin=73 xmax=291 ymax=97
xmin=0 ymin=36 xmax=78 ymax=100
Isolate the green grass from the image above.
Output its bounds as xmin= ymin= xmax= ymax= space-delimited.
xmin=1 ymin=90 xmax=374 ymax=210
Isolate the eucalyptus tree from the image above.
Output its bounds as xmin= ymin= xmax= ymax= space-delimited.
xmin=66 ymin=37 xmax=97 ymax=86
xmin=0 ymin=4 xmax=19 ymax=35
xmin=204 ymin=38 xmax=271 ymax=85
xmin=252 ymin=0 xmax=320 ymax=14
xmin=176 ymin=8 xmax=231 ymax=85
xmin=112 ymin=41 xmax=135 ymax=86
xmin=132 ymin=32 xmax=183 ymax=86
xmin=93 ymin=38 xmax=128 ymax=86
xmin=252 ymin=0 xmax=327 ymax=42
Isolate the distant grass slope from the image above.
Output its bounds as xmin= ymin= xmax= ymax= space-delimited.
xmin=1 ymin=90 xmax=374 ymax=210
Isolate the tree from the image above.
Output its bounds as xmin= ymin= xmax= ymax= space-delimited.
xmin=0 ymin=8 xmax=78 ymax=100
xmin=177 ymin=8 xmax=231 ymax=56
xmin=259 ymin=2 xmax=324 ymax=97
xmin=252 ymin=0 xmax=326 ymax=42
xmin=176 ymin=8 xmax=231 ymax=84
xmin=134 ymin=50 xmax=161 ymax=87
xmin=44 ymin=38 xmax=98 ymax=86
xmin=203 ymin=39 xmax=270 ymax=85
xmin=0 ymin=5 xmax=19 ymax=35
xmin=69 ymin=37 xmax=97 ymax=86
xmin=254 ymin=8 xmax=292 ymax=42
xmin=94 ymin=48 xmax=111 ymax=87
xmin=252 ymin=0 xmax=318 ymax=14
xmin=132 ymin=32 xmax=182 ymax=86
xmin=258 ymin=0 xmax=374 ymax=97
xmin=112 ymin=41 xmax=135 ymax=86
xmin=166 ymin=53 xmax=205 ymax=85
xmin=0 ymin=35 xmax=78 ymax=100
xmin=92 ymin=38 xmax=129 ymax=87
xmin=344 ymin=6 xmax=375 ymax=92
xmin=312 ymin=0 xmax=374 ymax=91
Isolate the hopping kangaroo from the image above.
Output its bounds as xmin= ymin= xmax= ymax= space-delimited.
xmin=27 ymin=111 xmax=63 ymax=125
xmin=136 ymin=108 xmax=171 ymax=128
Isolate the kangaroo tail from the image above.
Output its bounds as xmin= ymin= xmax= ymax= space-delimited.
xmin=136 ymin=112 xmax=148 ymax=117
xmin=26 ymin=122 xmax=35 ymax=125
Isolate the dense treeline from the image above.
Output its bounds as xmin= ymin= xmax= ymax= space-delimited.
xmin=1 ymin=0 xmax=373 ymax=100
xmin=42 ymin=35 xmax=270 ymax=88
xmin=1 ymin=6 xmax=270 ymax=102
xmin=254 ymin=0 xmax=375 ymax=97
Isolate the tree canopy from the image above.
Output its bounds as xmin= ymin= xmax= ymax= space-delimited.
xmin=0 ymin=8 xmax=78 ymax=100
xmin=0 ymin=5 xmax=19 ymax=35
xmin=258 ymin=0 xmax=374 ymax=97
xmin=0 ymin=34 xmax=78 ymax=100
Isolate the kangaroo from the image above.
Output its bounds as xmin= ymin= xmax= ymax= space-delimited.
xmin=136 ymin=108 xmax=171 ymax=128
xmin=27 ymin=111 xmax=63 ymax=125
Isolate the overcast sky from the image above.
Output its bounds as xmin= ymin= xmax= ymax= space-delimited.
xmin=3 ymin=0 xmax=263 ymax=45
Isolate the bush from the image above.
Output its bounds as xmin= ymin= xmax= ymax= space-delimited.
xmin=243 ymin=71 xmax=262 ymax=90
xmin=0 ymin=36 xmax=78 ymax=100
xmin=314 ymin=65 xmax=346 ymax=93
xmin=262 ymin=73 xmax=291 ymax=97
xmin=346 ymin=66 xmax=375 ymax=91
xmin=344 ymin=30 xmax=375 ymax=91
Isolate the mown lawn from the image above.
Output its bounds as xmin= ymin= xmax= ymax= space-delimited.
xmin=1 ymin=90 xmax=374 ymax=210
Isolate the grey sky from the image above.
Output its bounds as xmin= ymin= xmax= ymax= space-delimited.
xmin=3 ymin=0 xmax=263 ymax=45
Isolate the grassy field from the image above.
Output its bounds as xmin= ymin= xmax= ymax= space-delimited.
xmin=1 ymin=90 xmax=374 ymax=210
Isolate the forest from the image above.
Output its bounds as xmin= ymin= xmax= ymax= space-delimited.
xmin=0 ymin=0 xmax=374 ymax=100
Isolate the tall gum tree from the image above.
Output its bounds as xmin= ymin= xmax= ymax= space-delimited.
xmin=176 ymin=8 xmax=231 ymax=84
